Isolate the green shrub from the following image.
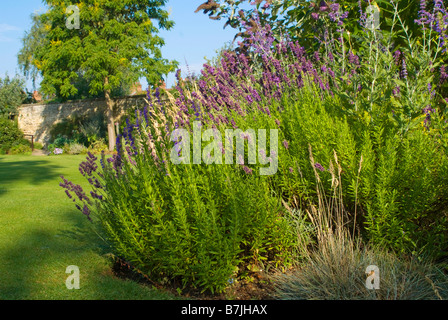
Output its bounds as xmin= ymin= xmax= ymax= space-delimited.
xmin=79 ymin=114 xmax=107 ymax=146
xmin=9 ymin=144 xmax=32 ymax=155
xmin=272 ymin=235 xmax=448 ymax=300
xmin=264 ymin=82 xmax=448 ymax=258
xmin=0 ymin=145 xmax=9 ymax=155
xmin=0 ymin=74 xmax=27 ymax=118
xmin=0 ymin=118 xmax=24 ymax=152
xmin=12 ymin=138 xmax=31 ymax=148
xmin=63 ymin=143 xmax=87 ymax=155
xmin=52 ymin=134 xmax=73 ymax=148
xmin=46 ymin=143 xmax=55 ymax=153
xmin=33 ymin=142 xmax=43 ymax=150
xmin=87 ymin=139 xmax=108 ymax=154
xmin=60 ymin=109 xmax=300 ymax=294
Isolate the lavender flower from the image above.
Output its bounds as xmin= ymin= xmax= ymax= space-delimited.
xmin=440 ymin=66 xmax=448 ymax=83
xmin=242 ymin=165 xmax=253 ymax=175
xmin=348 ymin=51 xmax=360 ymax=65
xmin=393 ymin=50 xmax=401 ymax=65
xmin=82 ymin=205 xmax=92 ymax=221
xmin=400 ymin=59 xmax=408 ymax=79
xmin=423 ymin=105 xmax=436 ymax=129
xmin=314 ymin=162 xmax=325 ymax=172
xmin=79 ymin=152 xmax=98 ymax=177
xmin=90 ymin=191 xmax=103 ymax=200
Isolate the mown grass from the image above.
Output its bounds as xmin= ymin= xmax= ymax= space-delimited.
xmin=0 ymin=154 xmax=177 ymax=300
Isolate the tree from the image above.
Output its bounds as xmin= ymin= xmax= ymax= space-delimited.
xmin=18 ymin=12 xmax=136 ymax=101
xmin=0 ymin=74 xmax=27 ymax=118
xmin=29 ymin=0 xmax=178 ymax=151
xmin=17 ymin=13 xmax=47 ymax=89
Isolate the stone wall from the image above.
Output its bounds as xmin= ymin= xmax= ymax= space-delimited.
xmin=17 ymin=94 xmax=148 ymax=146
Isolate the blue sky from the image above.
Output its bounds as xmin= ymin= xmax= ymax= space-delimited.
xmin=0 ymin=0 xmax=239 ymax=91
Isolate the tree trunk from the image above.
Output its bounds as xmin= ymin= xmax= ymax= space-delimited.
xmin=104 ymin=77 xmax=116 ymax=152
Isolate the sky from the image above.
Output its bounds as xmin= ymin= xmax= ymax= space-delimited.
xmin=0 ymin=0 xmax=240 ymax=91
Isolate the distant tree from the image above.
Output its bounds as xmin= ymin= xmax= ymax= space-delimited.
xmin=17 ymin=13 xmax=47 ymax=90
xmin=25 ymin=0 xmax=178 ymax=151
xmin=18 ymin=12 xmax=135 ymax=100
xmin=0 ymin=74 xmax=27 ymax=119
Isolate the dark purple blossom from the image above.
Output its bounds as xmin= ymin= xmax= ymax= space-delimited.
xmin=242 ymin=165 xmax=253 ymax=175
xmin=400 ymin=59 xmax=408 ymax=79
xmin=423 ymin=105 xmax=436 ymax=129
xmin=314 ymin=163 xmax=326 ymax=172
xmin=90 ymin=191 xmax=103 ymax=201
xmin=440 ymin=66 xmax=448 ymax=83
xmin=79 ymin=152 xmax=99 ymax=177
xmin=82 ymin=205 xmax=92 ymax=221
xmin=348 ymin=51 xmax=360 ymax=65
xmin=60 ymin=175 xmax=92 ymax=205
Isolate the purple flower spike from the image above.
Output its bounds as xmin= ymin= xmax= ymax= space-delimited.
xmin=242 ymin=165 xmax=253 ymax=175
xmin=314 ymin=163 xmax=325 ymax=172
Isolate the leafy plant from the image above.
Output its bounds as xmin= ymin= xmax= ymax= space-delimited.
xmin=9 ymin=144 xmax=32 ymax=155
xmin=79 ymin=114 xmax=107 ymax=146
xmin=0 ymin=74 xmax=27 ymax=118
xmin=63 ymin=143 xmax=87 ymax=155
xmin=0 ymin=118 xmax=24 ymax=153
xmin=60 ymin=101 xmax=299 ymax=293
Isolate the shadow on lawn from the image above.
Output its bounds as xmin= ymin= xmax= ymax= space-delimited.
xmin=0 ymin=157 xmax=64 ymax=198
xmin=0 ymin=209 xmax=174 ymax=300
xmin=0 ymin=210 xmax=107 ymax=299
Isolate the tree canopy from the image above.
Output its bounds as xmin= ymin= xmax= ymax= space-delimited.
xmin=0 ymin=74 xmax=27 ymax=119
xmin=20 ymin=0 xmax=178 ymax=150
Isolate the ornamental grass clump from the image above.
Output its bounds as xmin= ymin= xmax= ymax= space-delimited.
xmin=271 ymin=150 xmax=448 ymax=300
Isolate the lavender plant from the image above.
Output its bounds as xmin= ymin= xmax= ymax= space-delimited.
xmin=60 ymin=1 xmax=448 ymax=296
xmin=60 ymin=93 xmax=298 ymax=293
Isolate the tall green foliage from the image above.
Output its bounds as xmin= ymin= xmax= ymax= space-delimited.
xmin=60 ymin=105 xmax=299 ymax=293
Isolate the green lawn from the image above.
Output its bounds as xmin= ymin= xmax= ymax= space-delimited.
xmin=0 ymin=154 xmax=176 ymax=300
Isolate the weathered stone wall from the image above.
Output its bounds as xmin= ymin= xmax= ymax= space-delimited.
xmin=17 ymin=94 xmax=148 ymax=146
